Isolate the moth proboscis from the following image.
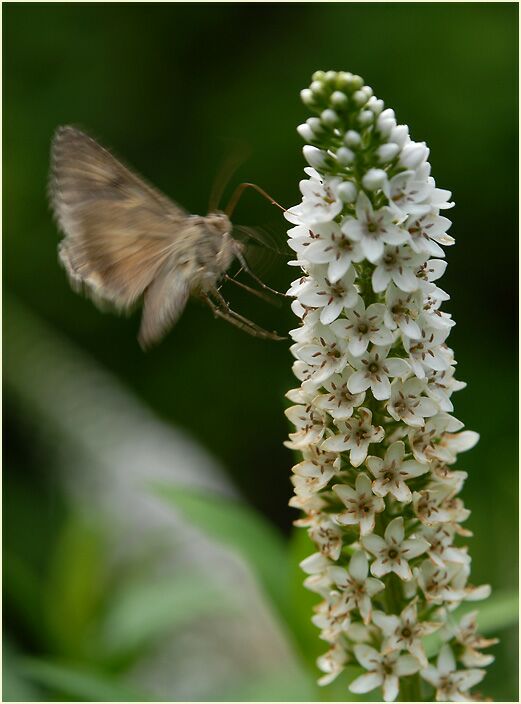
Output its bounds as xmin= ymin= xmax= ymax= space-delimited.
xmin=49 ymin=125 xmax=287 ymax=349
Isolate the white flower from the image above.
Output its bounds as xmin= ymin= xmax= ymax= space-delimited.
xmin=405 ymin=211 xmax=454 ymax=257
xmin=331 ymin=296 xmax=395 ymax=357
xmin=363 ymin=517 xmax=429 ymax=581
xmin=342 ymin=192 xmax=408 ymax=263
xmin=422 ymin=292 xmax=455 ymax=330
xmin=328 ymin=551 xmax=384 ymax=623
xmin=425 ymin=366 xmax=466 ymax=413
xmin=418 ymin=524 xmax=470 ymax=568
xmin=440 ymin=611 xmax=498 ymax=667
xmin=296 ymin=173 xmax=344 ymax=224
xmin=384 ymin=285 xmax=423 ymax=340
xmin=421 ymin=645 xmax=485 ymax=702
xmin=312 ymin=591 xmax=351 ymax=642
xmin=347 ymin=345 xmax=410 ymax=401
xmin=322 ymin=407 xmax=384 ymax=466
xmin=366 ymin=441 xmax=428 ymax=502
xmin=404 ymin=324 xmax=451 ymax=378
xmin=372 ymin=244 xmax=425 ymax=293
xmin=373 ymin=600 xmax=441 ymax=666
xmin=408 ymin=414 xmax=475 ymax=464
xmin=387 ymin=377 xmax=439 ymax=427
xmin=295 ymin=511 xmax=344 ymax=560
xmin=291 ymin=448 xmax=340 ymax=498
xmin=350 ymin=644 xmax=421 ymax=702
xmin=332 ymin=473 xmax=385 ymax=534
xmin=291 ymin=329 xmax=348 ymax=385
xmin=285 ymin=403 xmax=326 ymax=450
xmin=296 ymin=268 xmax=358 ymax=324
xmin=313 ymin=368 xmax=365 ymax=420
xmin=299 ymin=222 xmax=365 ymax=283
xmin=299 ymin=552 xmax=333 ymax=596
xmin=317 ymin=643 xmax=349 ymax=686
xmin=385 ymin=170 xmax=431 ymax=217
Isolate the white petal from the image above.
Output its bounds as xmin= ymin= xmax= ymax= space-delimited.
xmin=385 ymin=517 xmax=405 ymax=544
xmin=349 ymin=551 xmax=369 ymax=581
xmin=396 ymin=654 xmax=421 ymax=676
xmin=372 ymin=265 xmax=391 ymax=292
xmin=371 ymin=559 xmax=391 ymax=578
xmin=348 ymin=336 xmax=370 ymax=357
xmin=385 ymin=357 xmax=411 ymax=379
xmin=372 ymin=375 xmax=392 ymax=400
xmin=328 ymin=256 xmax=351 ymax=283
xmin=393 ymin=267 xmax=420 ymax=292
xmin=372 ymin=611 xmax=399 ymax=634
xmin=403 ymin=537 xmax=429 ymax=559
xmin=383 ymin=675 xmax=399 ymax=702
xmin=362 ymin=236 xmax=384 ymax=263
xmin=348 ymin=371 xmax=371 ymax=394
xmin=363 ymin=534 xmax=387 ymax=556
xmin=349 ymin=672 xmax=383 ymax=695
xmin=393 ymin=559 xmax=412 ymax=581
xmin=353 ymin=644 xmax=381 ymax=671
xmin=350 ymin=443 xmax=368 ymax=467
xmin=437 ymin=644 xmax=456 ymax=675
xmin=320 ymin=300 xmax=344 ymax=324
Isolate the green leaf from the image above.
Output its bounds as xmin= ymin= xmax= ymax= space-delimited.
xmin=2 ymin=643 xmax=42 ymax=702
xmin=18 ymin=658 xmax=150 ymax=702
xmin=152 ymin=484 xmax=289 ymax=617
xmin=287 ymin=526 xmax=323 ymax=667
xmin=424 ymin=590 xmax=518 ymax=658
xmin=43 ymin=517 xmax=108 ymax=659
xmin=98 ymin=574 xmax=232 ymax=660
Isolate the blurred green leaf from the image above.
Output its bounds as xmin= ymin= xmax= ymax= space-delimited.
xmin=43 ymin=516 xmax=108 ymax=659
xmin=18 ymin=658 xmax=150 ymax=701
xmin=3 ymin=643 xmax=42 ymax=702
xmin=152 ymin=484 xmax=289 ymax=616
xmin=3 ymin=550 xmax=45 ymax=647
xmin=98 ymin=574 xmax=231 ymax=661
xmin=288 ymin=526 xmax=323 ymax=666
xmin=424 ymin=590 xmax=518 ymax=658
xmin=222 ymin=668 xmax=320 ymax=701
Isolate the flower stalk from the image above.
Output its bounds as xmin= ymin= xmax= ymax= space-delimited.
xmin=286 ymin=70 xmax=496 ymax=702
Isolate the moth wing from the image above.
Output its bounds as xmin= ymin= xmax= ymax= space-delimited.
xmin=50 ymin=125 xmax=189 ymax=311
xmin=138 ymin=261 xmax=191 ymax=350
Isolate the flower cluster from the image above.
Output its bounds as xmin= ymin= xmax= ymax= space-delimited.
xmin=286 ymin=71 xmax=496 ymax=702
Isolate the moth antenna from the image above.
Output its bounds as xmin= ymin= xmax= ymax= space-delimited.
xmin=208 ymin=143 xmax=252 ymax=213
xmin=225 ymin=182 xmax=288 ymax=218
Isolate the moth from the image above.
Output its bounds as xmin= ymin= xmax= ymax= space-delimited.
xmin=49 ymin=125 xmax=285 ymax=349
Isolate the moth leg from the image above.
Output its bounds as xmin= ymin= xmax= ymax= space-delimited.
xmin=222 ymin=273 xmax=280 ymax=306
xmin=202 ymin=292 xmax=286 ymax=341
xmin=234 ymin=249 xmax=288 ymax=298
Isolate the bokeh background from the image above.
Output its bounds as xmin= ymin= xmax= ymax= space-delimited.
xmin=4 ymin=3 xmax=518 ymax=702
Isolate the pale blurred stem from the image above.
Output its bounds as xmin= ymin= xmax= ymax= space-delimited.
xmin=385 ymin=572 xmax=403 ymax=615
xmin=399 ymin=673 xmax=422 ymax=702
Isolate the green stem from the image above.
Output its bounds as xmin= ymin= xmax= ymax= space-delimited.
xmin=398 ymin=673 xmax=422 ymax=702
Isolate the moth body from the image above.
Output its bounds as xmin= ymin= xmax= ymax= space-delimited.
xmin=49 ymin=125 xmax=281 ymax=348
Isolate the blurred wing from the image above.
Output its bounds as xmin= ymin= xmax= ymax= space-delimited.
xmin=50 ymin=125 xmax=189 ymax=311
xmin=138 ymin=263 xmax=191 ymax=350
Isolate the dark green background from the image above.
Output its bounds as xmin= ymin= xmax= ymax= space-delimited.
xmin=4 ymin=2 xmax=518 ymax=701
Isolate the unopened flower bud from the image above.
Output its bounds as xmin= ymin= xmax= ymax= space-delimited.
xmin=344 ymin=130 xmax=361 ymax=148
xmin=303 ymin=145 xmax=328 ymax=169
xmin=377 ymin=143 xmax=401 ymax=162
xmin=362 ymin=168 xmax=387 ymax=190
xmin=337 ymin=181 xmax=358 ymax=202
xmin=336 ymin=147 xmax=355 ymax=166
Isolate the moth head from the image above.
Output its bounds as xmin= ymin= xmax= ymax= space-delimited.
xmin=205 ymin=211 xmax=232 ymax=236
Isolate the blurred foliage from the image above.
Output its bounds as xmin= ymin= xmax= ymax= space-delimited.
xmin=3 ymin=2 xmax=518 ymax=701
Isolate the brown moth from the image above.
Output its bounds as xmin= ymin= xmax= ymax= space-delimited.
xmin=49 ymin=125 xmax=284 ymax=349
